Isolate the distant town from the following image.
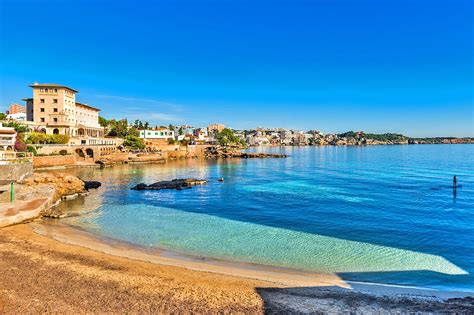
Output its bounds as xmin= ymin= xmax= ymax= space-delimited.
xmin=1 ymin=82 xmax=473 ymax=167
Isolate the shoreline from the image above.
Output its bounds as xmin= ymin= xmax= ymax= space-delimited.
xmin=0 ymin=221 xmax=473 ymax=312
xmin=32 ymin=220 xmax=473 ymax=300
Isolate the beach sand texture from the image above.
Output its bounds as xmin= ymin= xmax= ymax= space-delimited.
xmin=1 ymin=223 xmax=473 ymax=314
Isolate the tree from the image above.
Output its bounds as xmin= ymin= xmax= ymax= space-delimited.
xmin=127 ymin=127 xmax=140 ymax=137
xmin=98 ymin=116 xmax=109 ymax=128
xmin=123 ymin=135 xmax=145 ymax=150
xmin=215 ymin=128 xmax=245 ymax=147
xmin=0 ymin=113 xmax=6 ymax=120
xmin=3 ymin=121 xmax=29 ymax=133
xmin=107 ymin=119 xmax=129 ymax=138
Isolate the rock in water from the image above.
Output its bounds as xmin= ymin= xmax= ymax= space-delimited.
xmin=131 ymin=178 xmax=207 ymax=191
xmin=83 ymin=181 xmax=102 ymax=190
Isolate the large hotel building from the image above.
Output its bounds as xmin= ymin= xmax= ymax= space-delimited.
xmin=23 ymin=83 xmax=106 ymax=142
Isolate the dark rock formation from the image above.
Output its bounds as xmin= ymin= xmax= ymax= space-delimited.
xmin=131 ymin=178 xmax=208 ymax=191
xmin=83 ymin=181 xmax=102 ymax=190
xmin=204 ymin=146 xmax=287 ymax=159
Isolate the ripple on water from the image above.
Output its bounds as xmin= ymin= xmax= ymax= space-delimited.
xmin=65 ymin=204 xmax=467 ymax=276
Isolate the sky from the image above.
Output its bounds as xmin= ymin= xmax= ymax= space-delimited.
xmin=0 ymin=0 xmax=472 ymax=137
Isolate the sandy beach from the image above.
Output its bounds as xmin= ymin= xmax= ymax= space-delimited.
xmin=0 ymin=221 xmax=473 ymax=314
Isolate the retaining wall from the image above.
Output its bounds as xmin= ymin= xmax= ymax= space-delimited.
xmin=33 ymin=155 xmax=77 ymax=168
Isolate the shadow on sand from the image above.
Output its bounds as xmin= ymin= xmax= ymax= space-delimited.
xmin=256 ymin=270 xmax=474 ymax=313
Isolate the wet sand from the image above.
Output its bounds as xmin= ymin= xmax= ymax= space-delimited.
xmin=1 ymin=222 xmax=473 ymax=314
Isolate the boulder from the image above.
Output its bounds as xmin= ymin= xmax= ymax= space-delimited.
xmin=83 ymin=181 xmax=101 ymax=190
xmin=20 ymin=173 xmax=86 ymax=202
xmin=131 ymin=178 xmax=208 ymax=191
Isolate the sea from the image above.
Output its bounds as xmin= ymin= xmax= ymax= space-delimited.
xmin=55 ymin=144 xmax=474 ymax=292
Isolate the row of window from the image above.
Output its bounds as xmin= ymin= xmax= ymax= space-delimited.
xmin=40 ymin=107 xmax=58 ymax=112
xmin=143 ymin=131 xmax=174 ymax=136
xmin=40 ymin=98 xmax=58 ymax=103
xmin=38 ymin=88 xmax=58 ymax=93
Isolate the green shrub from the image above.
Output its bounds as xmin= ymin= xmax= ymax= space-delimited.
xmin=26 ymin=132 xmax=69 ymax=144
xmin=27 ymin=146 xmax=37 ymax=155
xmin=123 ymin=135 xmax=145 ymax=150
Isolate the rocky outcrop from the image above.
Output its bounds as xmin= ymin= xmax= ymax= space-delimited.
xmin=84 ymin=181 xmax=101 ymax=190
xmin=205 ymin=146 xmax=287 ymax=159
xmin=131 ymin=178 xmax=208 ymax=191
xmin=20 ymin=173 xmax=86 ymax=203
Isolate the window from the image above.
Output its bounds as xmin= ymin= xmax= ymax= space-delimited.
xmin=40 ymin=108 xmax=45 ymax=112
xmin=53 ymin=118 xmax=58 ymax=122
xmin=53 ymin=108 xmax=58 ymax=112
xmin=40 ymin=118 xmax=45 ymax=122
xmin=53 ymin=99 xmax=58 ymax=103
xmin=40 ymin=99 xmax=45 ymax=103
xmin=54 ymin=89 xmax=58 ymax=92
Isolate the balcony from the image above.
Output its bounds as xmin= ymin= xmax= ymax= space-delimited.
xmin=47 ymin=113 xmax=72 ymax=127
xmin=0 ymin=140 xmax=15 ymax=146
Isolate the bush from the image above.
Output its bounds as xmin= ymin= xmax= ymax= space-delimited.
xmin=123 ymin=135 xmax=145 ymax=150
xmin=3 ymin=121 xmax=30 ymax=133
xmin=27 ymin=146 xmax=37 ymax=155
xmin=50 ymin=134 xmax=69 ymax=144
xmin=14 ymin=134 xmax=27 ymax=152
xmin=26 ymin=132 xmax=69 ymax=144
xmin=216 ymin=128 xmax=244 ymax=147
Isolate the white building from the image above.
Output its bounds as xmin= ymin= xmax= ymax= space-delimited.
xmin=6 ymin=112 xmax=27 ymax=121
xmin=0 ymin=123 xmax=16 ymax=151
xmin=139 ymin=128 xmax=175 ymax=140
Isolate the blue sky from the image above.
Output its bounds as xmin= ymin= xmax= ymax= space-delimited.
xmin=0 ymin=0 xmax=472 ymax=137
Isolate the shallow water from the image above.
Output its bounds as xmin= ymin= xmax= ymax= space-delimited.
xmin=56 ymin=145 xmax=474 ymax=291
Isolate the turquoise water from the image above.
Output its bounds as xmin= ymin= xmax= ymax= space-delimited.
xmin=59 ymin=145 xmax=474 ymax=291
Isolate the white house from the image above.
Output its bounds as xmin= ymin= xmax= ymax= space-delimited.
xmin=0 ymin=123 xmax=17 ymax=151
xmin=139 ymin=128 xmax=175 ymax=140
xmin=6 ymin=112 xmax=27 ymax=121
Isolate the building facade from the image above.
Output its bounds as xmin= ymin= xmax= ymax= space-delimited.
xmin=139 ymin=128 xmax=175 ymax=140
xmin=0 ymin=123 xmax=16 ymax=151
xmin=9 ymin=103 xmax=26 ymax=115
xmin=207 ymin=123 xmax=225 ymax=134
xmin=24 ymin=83 xmax=104 ymax=138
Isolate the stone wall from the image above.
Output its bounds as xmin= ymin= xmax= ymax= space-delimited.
xmin=0 ymin=161 xmax=33 ymax=184
xmin=35 ymin=145 xmax=73 ymax=156
xmin=32 ymin=155 xmax=76 ymax=168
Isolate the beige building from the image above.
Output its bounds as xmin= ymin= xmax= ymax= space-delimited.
xmin=207 ymin=123 xmax=225 ymax=134
xmin=24 ymin=83 xmax=105 ymax=140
